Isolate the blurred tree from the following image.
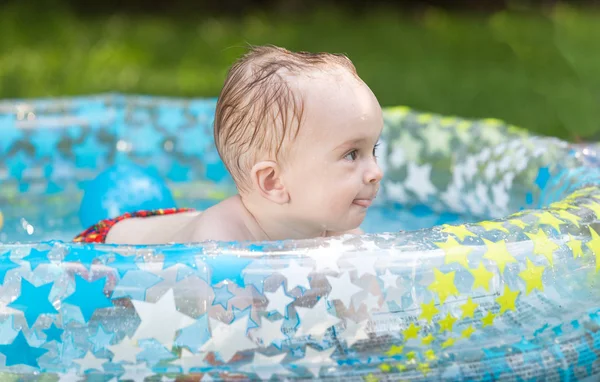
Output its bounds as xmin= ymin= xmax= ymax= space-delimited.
xmin=1 ymin=0 xmax=597 ymax=16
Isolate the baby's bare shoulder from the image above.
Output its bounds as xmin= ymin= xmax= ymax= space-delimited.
xmin=189 ymin=198 xmax=251 ymax=242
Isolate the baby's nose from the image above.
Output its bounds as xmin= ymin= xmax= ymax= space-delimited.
xmin=365 ymin=162 xmax=383 ymax=184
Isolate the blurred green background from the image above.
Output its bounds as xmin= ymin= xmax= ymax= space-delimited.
xmin=1 ymin=1 xmax=599 ymax=140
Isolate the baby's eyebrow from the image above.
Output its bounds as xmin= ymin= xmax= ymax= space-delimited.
xmin=335 ymin=135 xmax=381 ymax=151
xmin=335 ymin=137 xmax=368 ymax=150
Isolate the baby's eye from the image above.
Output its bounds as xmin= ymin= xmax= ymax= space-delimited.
xmin=373 ymin=143 xmax=380 ymax=157
xmin=344 ymin=150 xmax=358 ymax=161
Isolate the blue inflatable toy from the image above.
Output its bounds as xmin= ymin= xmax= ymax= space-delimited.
xmin=79 ymin=163 xmax=176 ymax=228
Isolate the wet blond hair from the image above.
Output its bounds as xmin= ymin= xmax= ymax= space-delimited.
xmin=214 ymin=45 xmax=357 ymax=191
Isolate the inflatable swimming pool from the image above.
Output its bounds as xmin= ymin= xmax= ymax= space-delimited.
xmin=2 ymin=94 xmax=600 ymax=381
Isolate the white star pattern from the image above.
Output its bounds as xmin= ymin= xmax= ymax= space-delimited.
xmin=58 ymin=369 xmax=82 ymax=382
xmin=240 ymin=352 xmax=290 ymax=380
xmin=492 ymin=182 xmax=509 ymax=212
xmin=441 ymin=185 xmax=464 ymax=213
xmin=170 ymin=348 xmax=208 ymax=373
xmin=390 ymin=142 xmax=406 ymax=167
xmin=73 ymin=351 xmax=106 ymax=374
xmin=131 ymin=289 xmax=196 ymax=349
xmin=347 ymin=254 xmax=379 ymax=279
xmin=385 ymin=181 xmax=409 ymax=203
xmin=264 ymin=285 xmax=294 ymax=317
xmin=462 ymin=156 xmax=479 ymax=181
xmin=251 ymin=318 xmax=286 ymax=347
xmin=278 ymin=260 xmax=312 ymax=291
xmin=340 ymin=318 xmax=369 ymax=347
xmin=119 ymin=364 xmax=155 ymax=382
xmin=475 ymin=182 xmax=490 ymax=208
xmin=326 ymin=272 xmax=362 ymax=308
xmin=379 ymin=269 xmax=399 ymax=289
xmin=404 ymin=162 xmax=436 ymax=202
xmin=201 ymin=317 xmax=256 ymax=362
xmin=295 ymin=298 xmax=341 ymax=338
xmin=397 ymin=132 xmax=422 ymax=162
xmin=293 ymin=346 xmax=336 ymax=377
xmin=107 ymin=335 xmax=142 ymax=364
xmin=422 ymin=124 xmax=451 ymax=154
xmin=305 ymin=239 xmax=346 ymax=272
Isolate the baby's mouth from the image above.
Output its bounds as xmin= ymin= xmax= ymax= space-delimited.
xmin=352 ymin=198 xmax=373 ymax=208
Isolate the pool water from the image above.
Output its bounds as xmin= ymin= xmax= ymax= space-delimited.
xmin=0 ymin=194 xmax=479 ymax=243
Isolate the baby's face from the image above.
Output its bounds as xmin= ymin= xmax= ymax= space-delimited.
xmin=282 ymin=68 xmax=384 ymax=233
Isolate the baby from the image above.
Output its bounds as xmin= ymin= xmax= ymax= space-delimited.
xmin=76 ymin=45 xmax=383 ymax=244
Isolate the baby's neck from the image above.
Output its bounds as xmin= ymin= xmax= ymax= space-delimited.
xmin=237 ymin=194 xmax=327 ymax=241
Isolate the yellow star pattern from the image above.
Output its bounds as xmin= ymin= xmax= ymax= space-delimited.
xmin=420 ymin=300 xmax=439 ymax=323
xmin=567 ymin=234 xmax=583 ymax=259
xmin=424 ymin=349 xmax=436 ymax=360
xmin=482 ymin=239 xmax=517 ymax=274
xmin=439 ymin=313 xmax=458 ymax=332
xmin=364 ymin=374 xmax=378 ymax=382
xmin=418 ymin=363 xmax=430 ymax=376
xmin=555 ymin=210 xmax=581 ymax=227
xmin=518 ymin=258 xmax=545 ymax=295
xmin=586 ymin=227 xmax=600 ymax=272
xmin=380 ymin=364 xmax=392 ymax=372
xmin=478 ymin=221 xmax=509 ymax=233
xmin=406 ymin=351 xmax=417 ymax=361
xmin=386 ymin=345 xmax=404 ymax=357
xmin=396 ymin=363 xmax=407 ymax=371
xmin=434 ymin=236 xmax=473 ymax=269
xmin=508 ymin=219 xmax=528 ymax=230
xmin=496 ymin=285 xmax=520 ymax=314
xmin=440 ymin=117 xmax=457 ymax=126
xmin=549 ymin=201 xmax=578 ymax=210
xmin=441 ymin=224 xmax=477 ymax=241
xmin=525 ymin=230 xmax=559 ymax=267
xmin=461 ymin=325 xmax=476 ymax=338
xmin=427 ymin=269 xmax=459 ymax=303
xmin=584 ymin=202 xmax=600 ymax=219
xmin=441 ymin=337 xmax=456 ymax=349
xmin=417 ymin=113 xmax=434 ymax=124
xmin=460 ymin=297 xmax=478 ymax=318
xmin=482 ymin=311 xmax=496 ymax=327
xmin=403 ymin=323 xmax=420 ymax=341
xmin=421 ymin=334 xmax=435 ymax=345
xmin=534 ymin=212 xmax=564 ymax=232
xmin=469 ymin=262 xmax=494 ymax=291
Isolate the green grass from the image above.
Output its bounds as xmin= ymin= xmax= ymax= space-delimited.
xmin=1 ymin=4 xmax=599 ymax=140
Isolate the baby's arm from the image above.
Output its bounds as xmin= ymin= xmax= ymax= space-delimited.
xmin=326 ymin=227 xmax=363 ymax=237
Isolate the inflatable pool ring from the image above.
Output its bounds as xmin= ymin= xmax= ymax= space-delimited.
xmin=79 ymin=163 xmax=177 ymax=229
xmin=1 ymin=95 xmax=600 ymax=381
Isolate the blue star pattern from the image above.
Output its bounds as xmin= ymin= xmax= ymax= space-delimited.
xmin=212 ymin=284 xmax=234 ymax=309
xmin=63 ymin=246 xmax=99 ymax=271
xmin=205 ymin=255 xmax=252 ymax=287
xmin=111 ymin=270 xmax=162 ymax=301
xmin=110 ymin=253 xmax=141 ymax=279
xmin=232 ymin=306 xmax=259 ymax=331
xmin=8 ymin=278 xmax=58 ymax=327
xmin=22 ymin=248 xmax=53 ymax=271
xmin=160 ymin=245 xmax=202 ymax=271
xmin=0 ymin=252 xmax=20 ymax=284
xmin=88 ymin=324 xmax=115 ymax=352
xmin=535 ymin=167 xmax=550 ymax=190
xmin=0 ymin=316 xmax=18 ymax=344
xmin=43 ymin=323 xmax=64 ymax=343
xmin=63 ymin=275 xmax=114 ymax=322
xmin=174 ymin=314 xmax=211 ymax=352
xmin=0 ymin=331 xmax=48 ymax=368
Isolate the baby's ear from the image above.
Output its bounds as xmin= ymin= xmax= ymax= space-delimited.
xmin=250 ymin=161 xmax=290 ymax=204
